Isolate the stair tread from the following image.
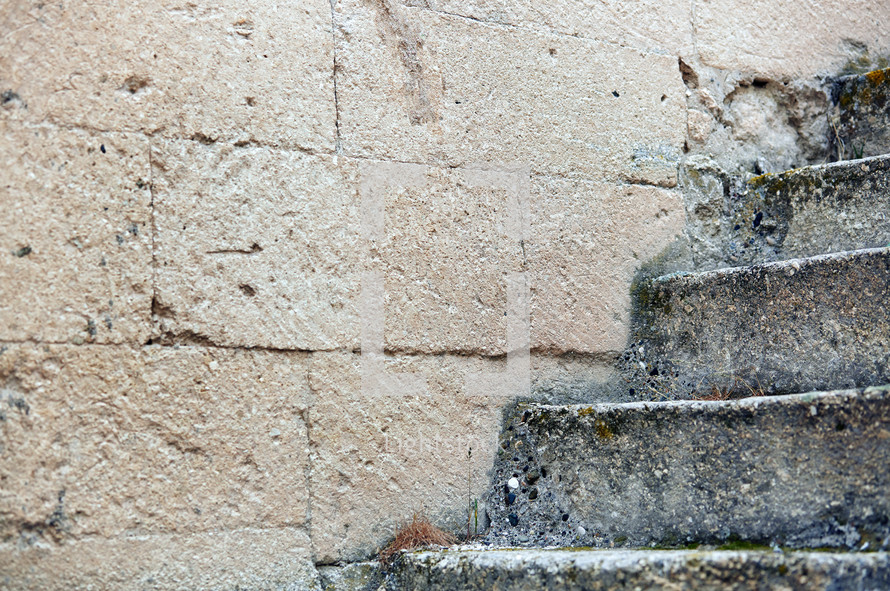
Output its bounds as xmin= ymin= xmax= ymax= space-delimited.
xmin=398 ymin=547 xmax=890 ymax=590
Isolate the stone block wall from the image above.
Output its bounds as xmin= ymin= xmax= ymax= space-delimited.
xmin=1 ymin=0 xmax=888 ymax=586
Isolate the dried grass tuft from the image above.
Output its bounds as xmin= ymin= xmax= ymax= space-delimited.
xmin=378 ymin=514 xmax=456 ymax=564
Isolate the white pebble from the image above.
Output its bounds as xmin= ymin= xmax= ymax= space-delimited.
xmin=507 ymin=477 xmax=520 ymax=490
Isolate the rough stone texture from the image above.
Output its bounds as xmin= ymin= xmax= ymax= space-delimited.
xmin=318 ymin=561 xmax=384 ymax=591
xmin=678 ymin=66 xmax=831 ymax=177
xmin=0 ymin=527 xmax=320 ymax=590
xmin=307 ymin=352 xmax=505 ymax=563
xmin=485 ymin=386 xmax=890 ymax=549
xmin=334 ymin=0 xmax=686 ymax=184
xmin=728 ymin=155 xmax=890 ymax=265
xmin=0 ymin=344 xmax=310 ymax=541
xmin=151 ymin=140 xmax=362 ymax=350
xmin=679 ymin=155 xmax=890 ymax=271
xmin=832 ymin=67 xmax=890 ymax=161
xmin=627 ymin=248 xmax=890 ymax=398
xmin=407 ymin=0 xmax=694 ymax=56
xmin=154 ymin=148 xmax=683 ymax=355
xmin=396 ymin=548 xmax=890 ymax=591
xmin=696 ymin=0 xmax=890 ymax=78
xmin=372 ymin=163 xmax=523 ymax=355
xmin=0 ymin=121 xmax=152 ymax=344
xmin=0 ymin=0 xmax=335 ymax=151
xmin=529 ymin=178 xmax=684 ymax=354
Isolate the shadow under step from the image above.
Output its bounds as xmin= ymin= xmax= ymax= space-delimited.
xmin=485 ymin=385 xmax=890 ymax=550
xmin=394 ymin=548 xmax=890 ymax=591
xmin=625 ymin=246 xmax=889 ymax=398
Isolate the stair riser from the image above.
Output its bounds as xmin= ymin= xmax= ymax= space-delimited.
xmin=626 ymin=247 xmax=890 ymax=398
xmin=726 ymin=155 xmax=890 ymax=267
xmin=486 ymin=387 xmax=890 ymax=549
xmin=832 ymin=67 xmax=890 ymax=161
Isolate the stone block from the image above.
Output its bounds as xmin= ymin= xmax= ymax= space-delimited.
xmin=151 ymin=141 xmax=363 ymax=350
xmin=335 ymin=1 xmax=686 ymax=184
xmin=696 ymin=0 xmax=890 ymax=78
xmin=0 ymin=527 xmax=318 ymax=591
xmin=529 ymin=179 xmax=684 ymax=354
xmin=398 ymin=548 xmax=890 ymax=590
xmin=307 ymin=351 xmax=506 ymax=562
xmin=0 ymin=344 xmax=310 ymax=541
xmin=628 ymin=248 xmax=890 ymax=397
xmin=0 ymin=0 xmax=335 ymax=150
xmin=411 ymin=0 xmax=693 ymax=56
xmin=0 ymin=121 xmax=152 ymax=344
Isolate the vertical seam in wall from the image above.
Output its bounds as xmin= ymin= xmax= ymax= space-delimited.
xmin=147 ymin=137 xmax=157 ymax=343
xmin=690 ymin=0 xmax=699 ymax=57
xmin=304 ymin=352 xmax=317 ymax=562
xmin=329 ymin=0 xmax=342 ymax=154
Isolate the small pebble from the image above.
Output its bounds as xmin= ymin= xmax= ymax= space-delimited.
xmin=506 ymin=492 xmax=516 ymax=506
xmin=508 ymin=513 xmax=519 ymax=527
xmin=528 ymin=488 xmax=538 ymax=500
xmin=576 ymin=526 xmax=586 ymax=536
xmin=507 ymin=477 xmax=520 ymax=490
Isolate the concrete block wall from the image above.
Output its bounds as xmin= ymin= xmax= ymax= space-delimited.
xmin=1 ymin=0 xmax=888 ymax=586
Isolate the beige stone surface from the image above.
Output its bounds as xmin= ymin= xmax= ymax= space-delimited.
xmin=0 ymin=0 xmax=334 ymax=151
xmin=696 ymin=0 xmax=890 ymax=78
xmin=375 ymin=163 xmax=524 ymax=355
xmin=412 ymin=0 xmax=694 ymax=56
xmin=0 ymin=121 xmax=152 ymax=344
xmin=307 ymin=352 xmax=505 ymax=562
xmin=334 ymin=1 xmax=686 ymax=184
xmin=154 ymin=147 xmax=681 ymax=355
xmin=529 ymin=179 xmax=685 ymax=354
xmin=152 ymin=140 xmax=363 ymax=350
xmin=0 ymin=527 xmax=319 ymax=590
xmin=0 ymin=344 xmax=310 ymax=540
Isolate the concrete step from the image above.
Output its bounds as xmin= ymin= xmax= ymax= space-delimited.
xmin=625 ymin=247 xmax=889 ymax=398
xmin=394 ymin=548 xmax=890 ymax=591
xmin=831 ymin=67 xmax=890 ymax=161
xmin=484 ymin=386 xmax=890 ymax=550
xmin=724 ymin=154 xmax=890 ymax=267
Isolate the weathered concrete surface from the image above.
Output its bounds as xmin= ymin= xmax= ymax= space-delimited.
xmin=680 ymin=155 xmax=890 ymax=271
xmin=0 ymin=527 xmax=320 ymax=591
xmin=307 ymin=352 xmax=505 ymax=563
xmin=151 ymin=140 xmax=363 ymax=351
xmin=0 ymin=344 xmax=310 ymax=541
xmin=832 ymin=67 xmax=890 ymax=160
xmin=0 ymin=0 xmax=334 ymax=151
xmin=529 ymin=179 xmax=684 ymax=354
xmin=0 ymin=121 xmax=152 ymax=345
xmin=318 ymin=561 xmax=384 ymax=591
xmin=408 ymin=0 xmax=694 ymax=56
xmin=396 ymin=548 xmax=890 ymax=591
xmin=696 ymin=0 xmax=890 ymax=78
xmin=728 ymin=155 xmax=890 ymax=265
xmin=627 ymin=248 xmax=890 ymax=398
xmin=334 ymin=1 xmax=686 ymax=184
xmin=486 ymin=386 xmax=890 ymax=549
